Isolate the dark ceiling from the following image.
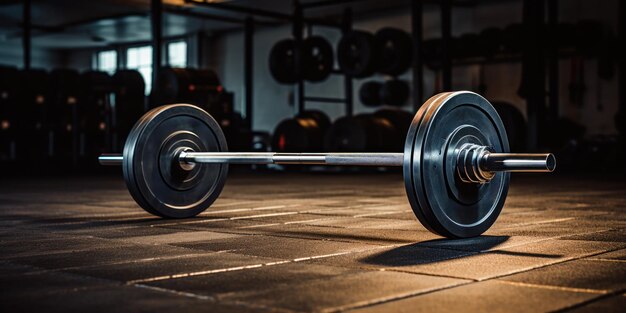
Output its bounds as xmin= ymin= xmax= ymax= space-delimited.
xmin=0 ymin=0 xmax=477 ymax=49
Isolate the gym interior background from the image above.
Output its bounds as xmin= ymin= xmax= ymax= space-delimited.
xmin=0 ymin=0 xmax=625 ymax=312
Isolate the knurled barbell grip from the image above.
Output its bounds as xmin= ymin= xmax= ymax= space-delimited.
xmin=179 ymin=152 xmax=405 ymax=166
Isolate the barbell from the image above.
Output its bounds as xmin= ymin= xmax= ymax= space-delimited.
xmin=99 ymin=91 xmax=555 ymax=238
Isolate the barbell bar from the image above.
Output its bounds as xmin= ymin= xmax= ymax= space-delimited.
xmin=100 ymin=151 xmax=554 ymax=172
xmin=98 ymin=91 xmax=556 ymax=239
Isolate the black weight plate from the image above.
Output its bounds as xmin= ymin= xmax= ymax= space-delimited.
xmin=359 ymin=81 xmax=382 ymax=107
xmin=452 ymin=33 xmax=481 ymax=58
xmin=324 ymin=115 xmax=367 ymax=152
xmin=375 ymin=27 xmax=413 ymax=76
xmin=325 ymin=114 xmax=399 ymax=152
xmin=297 ymin=109 xmax=331 ymax=132
xmin=80 ymin=71 xmax=114 ymax=94
xmin=0 ymin=66 xmax=19 ymax=124
xmin=380 ymin=79 xmax=409 ymax=107
xmin=154 ymin=68 xmax=193 ymax=104
xmin=272 ymin=110 xmax=329 ymax=152
xmin=422 ymin=39 xmax=443 ymax=70
xmin=502 ymin=23 xmax=526 ymax=53
xmin=123 ymin=104 xmax=228 ymax=218
xmin=404 ymin=91 xmax=510 ymax=238
xmin=374 ymin=108 xmax=413 ymax=139
xmin=114 ymin=70 xmax=146 ymax=151
xmin=303 ymin=36 xmax=334 ymax=82
xmin=616 ymin=109 xmax=626 ymax=135
xmin=113 ymin=70 xmax=145 ymax=98
xmin=337 ymin=30 xmax=377 ymax=78
xmin=478 ymin=27 xmax=503 ymax=57
xmin=272 ymin=118 xmax=319 ymax=152
xmin=269 ymin=39 xmax=300 ymax=84
xmin=575 ymin=20 xmax=604 ymax=56
xmin=551 ymin=23 xmax=576 ymax=49
xmin=154 ymin=68 xmax=221 ymax=106
xmin=491 ymin=101 xmax=526 ymax=152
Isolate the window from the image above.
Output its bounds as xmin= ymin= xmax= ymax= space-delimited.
xmin=167 ymin=41 xmax=187 ymax=68
xmin=126 ymin=46 xmax=153 ymax=95
xmin=96 ymin=50 xmax=117 ymax=75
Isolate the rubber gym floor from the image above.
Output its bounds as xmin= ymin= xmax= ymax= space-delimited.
xmin=0 ymin=171 xmax=624 ymax=312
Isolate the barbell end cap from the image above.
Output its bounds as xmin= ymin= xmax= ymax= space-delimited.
xmin=480 ymin=152 xmax=557 ymax=173
xmin=99 ymin=154 xmax=123 ymax=166
xmin=546 ymin=153 xmax=557 ymax=172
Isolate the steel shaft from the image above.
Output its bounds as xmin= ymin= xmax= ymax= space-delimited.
xmin=179 ymin=152 xmax=405 ymax=166
xmin=99 ymin=154 xmax=124 ymax=165
xmin=99 ymin=151 xmax=555 ymax=173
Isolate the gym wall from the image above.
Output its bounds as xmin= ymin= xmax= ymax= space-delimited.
xmin=211 ymin=0 xmax=619 ymax=137
xmin=40 ymin=0 xmax=620 ymax=137
xmin=0 ymin=43 xmax=60 ymax=70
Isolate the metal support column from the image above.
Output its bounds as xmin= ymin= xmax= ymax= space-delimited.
xmin=522 ymin=0 xmax=546 ymax=151
xmin=618 ymin=0 xmax=626 ymax=170
xmin=411 ymin=0 xmax=424 ymax=110
xmin=244 ymin=17 xmax=254 ymax=130
xmin=151 ymin=0 xmax=163 ymax=103
xmin=617 ymin=0 xmax=626 ymax=119
xmin=293 ymin=1 xmax=305 ymax=115
xmin=441 ymin=0 xmax=452 ymax=91
xmin=23 ymin=0 xmax=31 ymax=70
xmin=547 ymin=0 xmax=559 ymax=129
xmin=342 ymin=8 xmax=353 ymax=116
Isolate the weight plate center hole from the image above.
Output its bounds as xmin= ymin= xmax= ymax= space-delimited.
xmin=176 ymin=147 xmax=196 ymax=171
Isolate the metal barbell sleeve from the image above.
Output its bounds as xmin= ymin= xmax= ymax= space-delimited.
xmin=455 ymin=144 xmax=555 ymax=183
xmin=481 ymin=152 xmax=556 ymax=172
xmin=98 ymin=154 xmax=124 ymax=166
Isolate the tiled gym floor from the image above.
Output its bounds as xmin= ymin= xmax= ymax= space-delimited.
xmin=1 ymin=171 xmax=625 ymax=312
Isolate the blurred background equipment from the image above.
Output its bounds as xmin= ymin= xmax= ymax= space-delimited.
xmin=153 ymin=67 xmax=222 ymax=107
xmin=17 ymin=69 xmax=51 ymax=168
xmin=359 ymin=81 xmax=382 ymax=107
xmin=359 ymin=80 xmax=409 ymax=107
xmin=325 ymin=109 xmax=412 ymax=152
xmin=49 ymin=69 xmax=81 ymax=167
xmin=0 ymin=66 xmax=19 ymax=166
xmin=79 ymin=70 xmax=114 ymax=167
xmin=490 ymin=101 xmax=527 ymax=152
xmin=374 ymin=27 xmax=413 ymax=76
xmin=112 ymin=70 xmax=146 ymax=152
xmin=154 ymin=67 xmax=249 ymax=151
xmin=272 ymin=110 xmax=330 ymax=152
xmin=302 ymin=36 xmax=334 ymax=82
xmin=337 ymin=30 xmax=378 ymax=78
xmin=379 ymin=79 xmax=410 ymax=107
xmin=269 ymin=38 xmax=300 ymax=84
xmin=0 ymin=0 xmax=623 ymax=175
